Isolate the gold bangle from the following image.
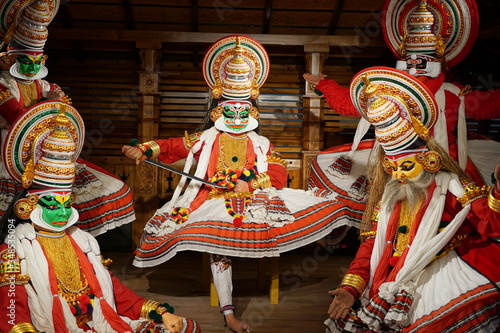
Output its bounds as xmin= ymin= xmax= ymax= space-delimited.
xmin=140 ymin=299 xmax=161 ymax=320
xmin=340 ymin=274 xmax=367 ymax=296
xmin=488 ymin=187 xmax=500 ymax=213
xmin=257 ymin=173 xmax=272 ymax=189
xmin=184 ymin=131 xmax=192 ymax=149
xmin=360 ymin=231 xmax=377 ymax=238
xmin=144 ymin=141 xmax=161 ymax=159
xmin=9 ymin=323 xmax=37 ymax=333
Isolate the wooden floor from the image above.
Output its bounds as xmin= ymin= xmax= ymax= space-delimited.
xmin=105 ymin=244 xmax=356 ymax=333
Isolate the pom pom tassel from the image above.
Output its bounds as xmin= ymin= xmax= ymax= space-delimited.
xmin=327 ymin=155 xmax=353 ymax=179
xmin=347 ymin=175 xmax=369 ymax=201
xmin=384 ymin=289 xmax=414 ymax=329
xmin=357 ymin=293 xmax=391 ymax=331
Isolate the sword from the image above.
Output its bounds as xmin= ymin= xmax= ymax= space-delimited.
xmin=143 ymin=159 xmax=227 ymax=189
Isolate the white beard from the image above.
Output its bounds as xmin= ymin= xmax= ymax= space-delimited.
xmin=382 ymin=171 xmax=435 ymax=209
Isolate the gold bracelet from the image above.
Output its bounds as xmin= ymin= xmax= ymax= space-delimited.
xmin=488 ymin=186 xmax=500 ymax=213
xmin=340 ymin=274 xmax=367 ymax=296
xmin=360 ymin=231 xmax=377 ymax=238
xmin=9 ymin=323 xmax=37 ymax=333
xmin=140 ymin=299 xmax=161 ymax=321
xmin=144 ymin=141 xmax=161 ymax=159
xmin=257 ymin=173 xmax=272 ymax=189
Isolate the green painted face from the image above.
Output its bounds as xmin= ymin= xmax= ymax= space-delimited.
xmin=16 ymin=54 xmax=43 ymax=77
xmin=37 ymin=194 xmax=73 ymax=229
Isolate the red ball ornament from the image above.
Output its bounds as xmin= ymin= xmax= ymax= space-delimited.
xmin=388 ymin=256 xmax=399 ymax=267
xmin=233 ymin=217 xmax=243 ymax=227
xmin=79 ymin=294 xmax=90 ymax=305
xmin=70 ymin=306 xmax=77 ymax=315
xmin=79 ymin=305 xmax=88 ymax=314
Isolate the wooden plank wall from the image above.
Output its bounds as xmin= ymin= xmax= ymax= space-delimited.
xmin=46 ymin=51 xmax=500 ymax=248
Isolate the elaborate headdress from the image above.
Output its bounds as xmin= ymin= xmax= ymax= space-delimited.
xmin=202 ymin=35 xmax=269 ymax=101
xmin=2 ymin=101 xmax=84 ymax=225
xmin=0 ymin=0 xmax=59 ymax=77
xmin=382 ymin=0 xmax=479 ymax=75
xmin=202 ymin=35 xmax=269 ymax=132
xmin=350 ymin=66 xmax=439 ymax=162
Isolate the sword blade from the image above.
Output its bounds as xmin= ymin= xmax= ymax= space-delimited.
xmin=143 ymin=159 xmax=227 ymax=189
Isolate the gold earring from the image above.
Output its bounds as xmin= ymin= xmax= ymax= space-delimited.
xmin=421 ymin=151 xmax=442 ymax=173
xmin=249 ymin=106 xmax=259 ymax=120
xmin=14 ymin=194 xmax=39 ymax=220
xmin=210 ymin=105 xmax=223 ymax=122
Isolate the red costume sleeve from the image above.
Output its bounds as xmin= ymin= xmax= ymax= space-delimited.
xmin=465 ymin=187 xmax=500 ymax=238
xmin=266 ymin=144 xmax=288 ymax=189
xmin=267 ymin=162 xmax=287 ymax=189
xmin=156 ymin=137 xmax=191 ymax=164
xmin=315 ymin=79 xmax=359 ymax=117
xmin=464 ymin=89 xmax=500 ymax=120
xmin=110 ymin=271 xmax=147 ymax=320
xmin=344 ymin=236 xmax=374 ymax=288
xmin=0 ymin=243 xmax=32 ymax=333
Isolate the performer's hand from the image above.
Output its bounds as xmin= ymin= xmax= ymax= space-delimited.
xmin=121 ymin=145 xmax=146 ymax=165
xmin=495 ymin=157 xmax=500 ymax=191
xmin=47 ymin=89 xmax=65 ymax=101
xmin=303 ymin=73 xmax=325 ymax=85
xmin=233 ymin=179 xmax=250 ymax=193
xmin=161 ymin=312 xmax=184 ymax=333
xmin=328 ymin=288 xmax=355 ymax=320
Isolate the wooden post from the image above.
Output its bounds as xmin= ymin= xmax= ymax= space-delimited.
xmin=132 ymin=41 xmax=162 ymax=249
xmin=302 ymin=44 xmax=328 ymax=189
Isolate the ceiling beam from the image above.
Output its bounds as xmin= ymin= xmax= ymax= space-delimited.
xmin=49 ymin=29 xmax=365 ymax=47
xmin=328 ymin=0 xmax=346 ymax=35
xmin=123 ymin=0 xmax=136 ymax=30
xmin=57 ymin=3 xmax=84 ymax=62
xmin=191 ymin=0 xmax=199 ymax=32
xmin=262 ymin=0 xmax=273 ymax=34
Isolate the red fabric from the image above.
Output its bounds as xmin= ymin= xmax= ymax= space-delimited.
xmin=157 ymin=137 xmax=192 ymax=164
xmin=315 ymin=79 xmax=359 ymax=116
xmin=0 ymin=243 xmax=31 ymax=333
xmin=0 ymin=81 xmax=37 ymax=125
xmin=45 ymin=258 xmax=68 ymax=332
xmin=464 ymin=88 xmax=500 ymax=120
xmin=155 ymin=132 xmax=288 ymax=213
xmin=347 ymin=180 xmax=500 ymax=297
xmin=68 ymin=235 xmax=134 ymax=332
xmin=369 ymin=202 xmax=401 ymax=296
xmin=110 ymin=273 xmax=147 ymax=321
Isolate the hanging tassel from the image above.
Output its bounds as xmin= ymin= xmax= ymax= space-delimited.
xmin=384 ymin=289 xmax=414 ymax=329
xmin=327 ymin=155 xmax=353 ymax=179
xmin=265 ymin=195 xmax=294 ymax=223
xmin=347 ymin=175 xmax=369 ymax=201
xmin=325 ymin=310 xmax=364 ymax=333
xmin=357 ymin=293 xmax=391 ymax=331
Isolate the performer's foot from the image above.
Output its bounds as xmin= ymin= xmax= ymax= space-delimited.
xmin=225 ymin=313 xmax=253 ymax=333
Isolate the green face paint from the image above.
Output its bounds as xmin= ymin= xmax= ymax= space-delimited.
xmin=16 ymin=54 xmax=43 ymax=77
xmin=37 ymin=194 xmax=73 ymax=229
